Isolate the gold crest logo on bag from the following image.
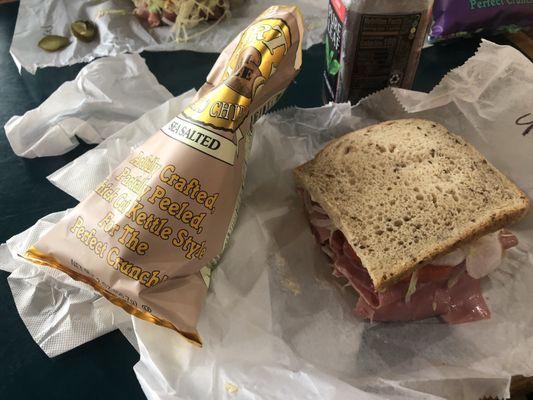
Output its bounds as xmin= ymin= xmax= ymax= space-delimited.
xmin=182 ymin=19 xmax=292 ymax=132
xmin=160 ymin=18 xmax=292 ymax=166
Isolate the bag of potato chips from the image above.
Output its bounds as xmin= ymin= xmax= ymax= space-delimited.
xmin=25 ymin=5 xmax=303 ymax=346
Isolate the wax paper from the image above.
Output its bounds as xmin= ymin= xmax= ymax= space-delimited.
xmin=48 ymin=89 xmax=196 ymax=199
xmin=0 ymin=211 xmax=131 ymax=357
xmin=10 ymin=0 xmax=326 ymax=74
xmin=2 ymin=39 xmax=533 ymax=399
xmin=3 ymin=54 xmax=172 ymax=158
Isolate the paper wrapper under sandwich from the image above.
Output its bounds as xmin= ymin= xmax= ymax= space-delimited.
xmin=23 ymin=5 xmax=304 ymax=346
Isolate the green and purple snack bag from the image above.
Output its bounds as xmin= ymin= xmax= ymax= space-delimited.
xmin=430 ymin=0 xmax=533 ymax=41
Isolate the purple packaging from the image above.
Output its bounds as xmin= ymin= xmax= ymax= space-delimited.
xmin=430 ymin=0 xmax=533 ymax=41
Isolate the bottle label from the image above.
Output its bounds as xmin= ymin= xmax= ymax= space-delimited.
xmin=349 ymin=13 xmax=421 ymax=102
xmin=323 ymin=0 xmax=346 ymax=102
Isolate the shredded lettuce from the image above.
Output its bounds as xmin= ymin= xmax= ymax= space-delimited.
xmin=405 ymin=268 xmax=419 ymax=304
xmin=310 ymin=216 xmax=334 ymax=229
xmin=311 ymin=203 xmax=328 ymax=215
xmin=321 ymin=245 xmax=335 ymax=260
xmin=447 ymin=268 xmax=465 ymax=289
xmin=97 ymin=8 xmax=131 ymax=18
xmin=328 ymin=229 xmax=337 ymax=246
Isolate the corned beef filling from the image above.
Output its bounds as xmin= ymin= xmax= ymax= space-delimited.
xmin=299 ymin=188 xmax=518 ymax=324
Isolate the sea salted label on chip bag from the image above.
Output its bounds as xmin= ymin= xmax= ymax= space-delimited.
xmin=24 ymin=5 xmax=303 ymax=346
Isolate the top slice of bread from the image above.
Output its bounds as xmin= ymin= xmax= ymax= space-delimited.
xmin=294 ymin=119 xmax=529 ymax=290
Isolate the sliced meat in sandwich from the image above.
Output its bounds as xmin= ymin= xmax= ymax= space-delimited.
xmin=294 ymin=119 xmax=529 ymax=324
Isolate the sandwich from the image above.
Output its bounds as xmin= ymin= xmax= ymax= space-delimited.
xmin=293 ymin=119 xmax=529 ymax=323
xmin=132 ymin=0 xmax=228 ymax=31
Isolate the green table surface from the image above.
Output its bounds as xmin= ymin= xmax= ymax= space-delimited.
xmin=0 ymin=2 xmax=523 ymax=399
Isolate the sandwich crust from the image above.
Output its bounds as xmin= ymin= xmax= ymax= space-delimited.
xmin=294 ymin=119 xmax=529 ymax=290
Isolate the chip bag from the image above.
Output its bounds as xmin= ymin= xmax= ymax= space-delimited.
xmin=24 ymin=5 xmax=303 ymax=346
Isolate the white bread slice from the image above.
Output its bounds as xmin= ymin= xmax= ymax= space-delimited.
xmin=294 ymin=119 xmax=529 ymax=290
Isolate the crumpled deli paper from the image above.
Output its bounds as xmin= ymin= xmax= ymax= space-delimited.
xmin=0 ymin=211 xmax=132 ymax=357
xmin=10 ymin=0 xmax=326 ymax=74
xmin=4 ymin=53 xmax=172 ymax=158
xmin=2 ymin=40 xmax=533 ymax=399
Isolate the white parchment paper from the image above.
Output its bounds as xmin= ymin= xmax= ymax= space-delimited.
xmin=0 ymin=210 xmax=131 ymax=357
xmin=10 ymin=0 xmax=326 ymax=74
xmin=1 ymin=40 xmax=533 ymax=399
xmin=3 ymin=54 xmax=172 ymax=158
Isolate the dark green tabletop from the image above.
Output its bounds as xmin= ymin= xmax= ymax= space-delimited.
xmin=0 ymin=2 xmax=521 ymax=399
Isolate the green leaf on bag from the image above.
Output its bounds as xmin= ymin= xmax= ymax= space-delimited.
xmin=325 ymin=37 xmax=340 ymax=76
xmin=327 ymin=50 xmax=340 ymax=76
xmin=329 ymin=59 xmax=340 ymax=75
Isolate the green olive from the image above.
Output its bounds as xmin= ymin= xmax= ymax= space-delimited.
xmin=71 ymin=20 xmax=97 ymax=43
xmin=38 ymin=35 xmax=70 ymax=52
